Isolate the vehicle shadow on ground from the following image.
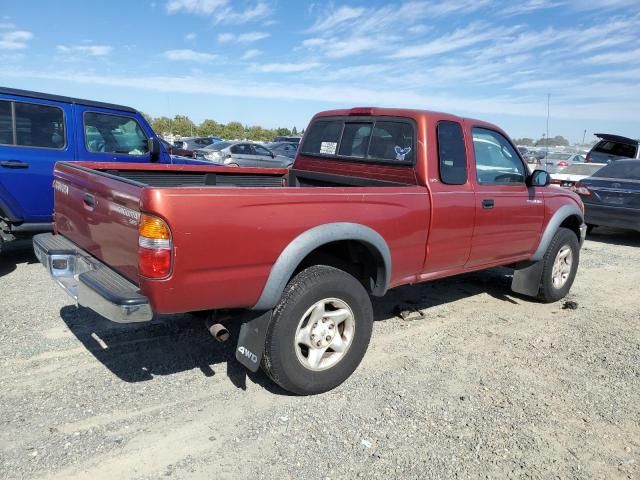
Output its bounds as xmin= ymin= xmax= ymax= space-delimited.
xmin=0 ymin=240 xmax=37 ymax=277
xmin=59 ymin=267 xmax=521 ymax=395
xmin=372 ymin=267 xmax=522 ymax=321
xmin=586 ymin=227 xmax=640 ymax=247
xmin=58 ymin=305 xmax=291 ymax=395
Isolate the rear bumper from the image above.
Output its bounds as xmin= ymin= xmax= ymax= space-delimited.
xmin=584 ymin=204 xmax=640 ymax=231
xmin=33 ymin=233 xmax=153 ymax=323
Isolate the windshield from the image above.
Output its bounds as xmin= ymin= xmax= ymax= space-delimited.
xmin=561 ymin=164 xmax=605 ymax=175
xmin=203 ymin=141 xmax=232 ymax=151
xmin=593 ymin=161 xmax=640 ymax=180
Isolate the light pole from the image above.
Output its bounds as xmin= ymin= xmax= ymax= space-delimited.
xmin=545 ymin=93 xmax=550 ymax=153
xmin=582 ymin=129 xmax=587 ymax=146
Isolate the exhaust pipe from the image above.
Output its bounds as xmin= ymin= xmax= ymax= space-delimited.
xmin=205 ymin=318 xmax=230 ymax=342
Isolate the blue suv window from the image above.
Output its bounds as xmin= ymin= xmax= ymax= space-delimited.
xmin=84 ymin=112 xmax=149 ymax=156
xmin=0 ymin=100 xmax=11 ymax=145
xmin=0 ymin=100 xmax=65 ymax=149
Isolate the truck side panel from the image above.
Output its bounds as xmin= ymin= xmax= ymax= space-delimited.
xmin=139 ymin=186 xmax=430 ymax=313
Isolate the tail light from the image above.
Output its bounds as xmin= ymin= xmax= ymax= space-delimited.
xmin=557 ymin=161 xmax=569 ymax=168
xmin=550 ymin=179 xmax=561 ymax=185
xmin=572 ymin=182 xmax=591 ymax=196
xmin=138 ymin=213 xmax=172 ymax=278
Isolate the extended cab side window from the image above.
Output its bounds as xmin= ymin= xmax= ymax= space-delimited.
xmin=437 ymin=121 xmax=467 ymax=185
xmin=0 ymin=101 xmax=65 ymax=149
xmin=84 ymin=112 xmax=149 ymax=156
xmin=472 ymin=128 xmax=525 ymax=185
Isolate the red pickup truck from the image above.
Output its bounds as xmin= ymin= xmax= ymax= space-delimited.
xmin=34 ymin=107 xmax=586 ymax=395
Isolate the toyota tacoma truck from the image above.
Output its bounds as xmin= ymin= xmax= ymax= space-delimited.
xmin=34 ymin=107 xmax=586 ymax=395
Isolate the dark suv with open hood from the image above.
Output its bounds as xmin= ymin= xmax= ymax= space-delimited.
xmin=586 ymin=133 xmax=639 ymax=164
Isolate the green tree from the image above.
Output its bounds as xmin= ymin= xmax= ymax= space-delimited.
xmin=223 ymin=121 xmax=245 ymax=140
xmin=198 ymin=119 xmax=222 ymax=137
xmin=275 ymin=127 xmax=291 ymax=136
xmin=152 ymin=116 xmax=173 ymax=136
xmin=291 ymin=126 xmax=298 ymax=135
xmin=513 ymin=138 xmax=534 ymax=146
xmin=171 ymin=115 xmax=196 ymax=137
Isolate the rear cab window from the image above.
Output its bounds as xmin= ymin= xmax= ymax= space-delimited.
xmin=300 ymin=117 xmax=415 ymax=164
xmin=83 ymin=111 xmax=149 ymax=156
xmin=437 ymin=121 xmax=467 ymax=185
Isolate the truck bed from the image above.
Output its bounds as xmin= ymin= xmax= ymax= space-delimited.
xmin=52 ymin=161 xmax=428 ymax=313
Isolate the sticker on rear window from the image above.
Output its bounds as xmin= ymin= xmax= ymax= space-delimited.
xmin=320 ymin=142 xmax=337 ymax=155
xmin=395 ymin=146 xmax=411 ymax=161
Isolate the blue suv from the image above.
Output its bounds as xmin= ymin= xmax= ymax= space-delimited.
xmin=0 ymin=87 xmax=207 ymax=253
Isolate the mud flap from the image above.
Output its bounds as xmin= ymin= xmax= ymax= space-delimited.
xmin=235 ymin=310 xmax=272 ymax=372
xmin=511 ymin=261 xmax=544 ymax=297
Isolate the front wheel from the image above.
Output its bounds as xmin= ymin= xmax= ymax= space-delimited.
xmin=261 ymin=265 xmax=373 ymax=395
xmin=537 ymin=227 xmax=580 ymax=303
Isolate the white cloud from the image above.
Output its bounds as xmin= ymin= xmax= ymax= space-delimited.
xmin=56 ymin=45 xmax=113 ymax=56
xmin=253 ymin=62 xmax=321 ymax=73
xmin=307 ymin=6 xmax=365 ymax=32
xmin=163 ymin=49 xmax=217 ymax=61
xmin=166 ymin=0 xmax=271 ymax=24
xmin=390 ymin=23 xmax=513 ymax=59
xmin=218 ymin=32 xmax=269 ymax=43
xmin=242 ymin=48 xmax=261 ymax=60
xmin=166 ymin=0 xmax=227 ymax=15
xmin=0 ymin=22 xmax=16 ymax=29
xmin=185 ymin=32 xmax=197 ymax=41
xmin=0 ymin=30 xmax=32 ymax=50
xmin=501 ymin=0 xmax=563 ymax=16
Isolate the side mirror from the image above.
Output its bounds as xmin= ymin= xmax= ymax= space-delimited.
xmin=528 ymin=169 xmax=551 ymax=187
xmin=148 ymin=138 xmax=161 ymax=162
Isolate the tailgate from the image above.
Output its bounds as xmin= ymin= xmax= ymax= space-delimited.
xmin=53 ymin=162 xmax=142 ymax=284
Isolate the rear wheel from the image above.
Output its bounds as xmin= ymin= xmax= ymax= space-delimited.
xmin=537 ymin=227 xmax=580 ymax=303
xmin=261 ymin=265 xmax=373 ymax=395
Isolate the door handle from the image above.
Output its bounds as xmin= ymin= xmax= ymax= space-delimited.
xmin=83 ymin=193 xmax=96 ymax=209
xmin=0 ymin=160 xmax=29 ymax=169
xmin=482 ymin=199 xmax=495 ymax=209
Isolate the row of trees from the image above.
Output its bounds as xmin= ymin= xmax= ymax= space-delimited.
xmin=142 ymin=114 xmax=302 ymax=141
xmin=513 ymin=136 xmax=570 ymax=147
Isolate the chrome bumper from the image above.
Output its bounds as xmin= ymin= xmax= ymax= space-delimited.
xmin=33 ymin=233 xmax=153 ymax=323
xmin=579 ymin=223 xmax=587 ymax=246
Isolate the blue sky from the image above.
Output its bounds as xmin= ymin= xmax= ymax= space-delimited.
xmin=1 ymin=0 xmax=639 ymax=142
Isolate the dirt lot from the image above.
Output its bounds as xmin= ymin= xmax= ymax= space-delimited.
xmin=1 ymin=229 xmax=639 ymax=480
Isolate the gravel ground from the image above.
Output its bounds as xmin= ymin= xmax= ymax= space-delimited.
xmin=1 ymin=229 xmax=639 ymax=480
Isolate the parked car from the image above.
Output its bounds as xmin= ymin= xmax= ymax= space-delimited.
xmin=264 ymin=141 xmax=298 ymax=159
xmin=273 ymin=135 xmax=302 ymax=144
xmin=585 ymin=133 xmax=639 ymax=163
xmin=0 ymin=86 xmax=206 ymax=254
xmin=541 ymin=152 xmax=585 ymax=173
xmin=173 ymin=136 xmax=217 ymax=151
xmin=573 ymin=159 xmax=640 ymax=233
xmin=34 ymin=106 xmax=586 ymax=395
xmin=193 ymin=141 xmax=294 ymax=168
xmin=160 ymin=138 xmax=194 ymax=157
xmin=550 ymin=163 xmax=606 ymax=189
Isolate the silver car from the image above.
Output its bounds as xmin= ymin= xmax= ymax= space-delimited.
xmin=193 ymin=141 xmax=294 ymax=168
xmin=540 ymin=152 xmax=585 ymax=173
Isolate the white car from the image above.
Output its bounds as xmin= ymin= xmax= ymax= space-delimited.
xmin=550 ymin=163 xmax=606 ymax=188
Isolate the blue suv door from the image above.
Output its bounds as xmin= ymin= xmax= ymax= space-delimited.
xmin=0 ymin=96 xmax=73 ymax=223
xmin=75 ymin=105 xmax=157 ymax=164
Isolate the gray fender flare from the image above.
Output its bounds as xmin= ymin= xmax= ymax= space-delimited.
xmin=252 ymin=222 xmax=391 ymax=310
xmin=511 ymin=204 xmax=584 ymax=297
xmin=530 ymin=204 xmax=584 ymax=262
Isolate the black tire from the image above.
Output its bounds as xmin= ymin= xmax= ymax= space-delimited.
xmin=586 ymin=224 xmax=595 ymax=235
xmin=261 ymin=265 xmax=373 ymax=395
xmin=537 ymin=227 xmax=580 ymax=303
